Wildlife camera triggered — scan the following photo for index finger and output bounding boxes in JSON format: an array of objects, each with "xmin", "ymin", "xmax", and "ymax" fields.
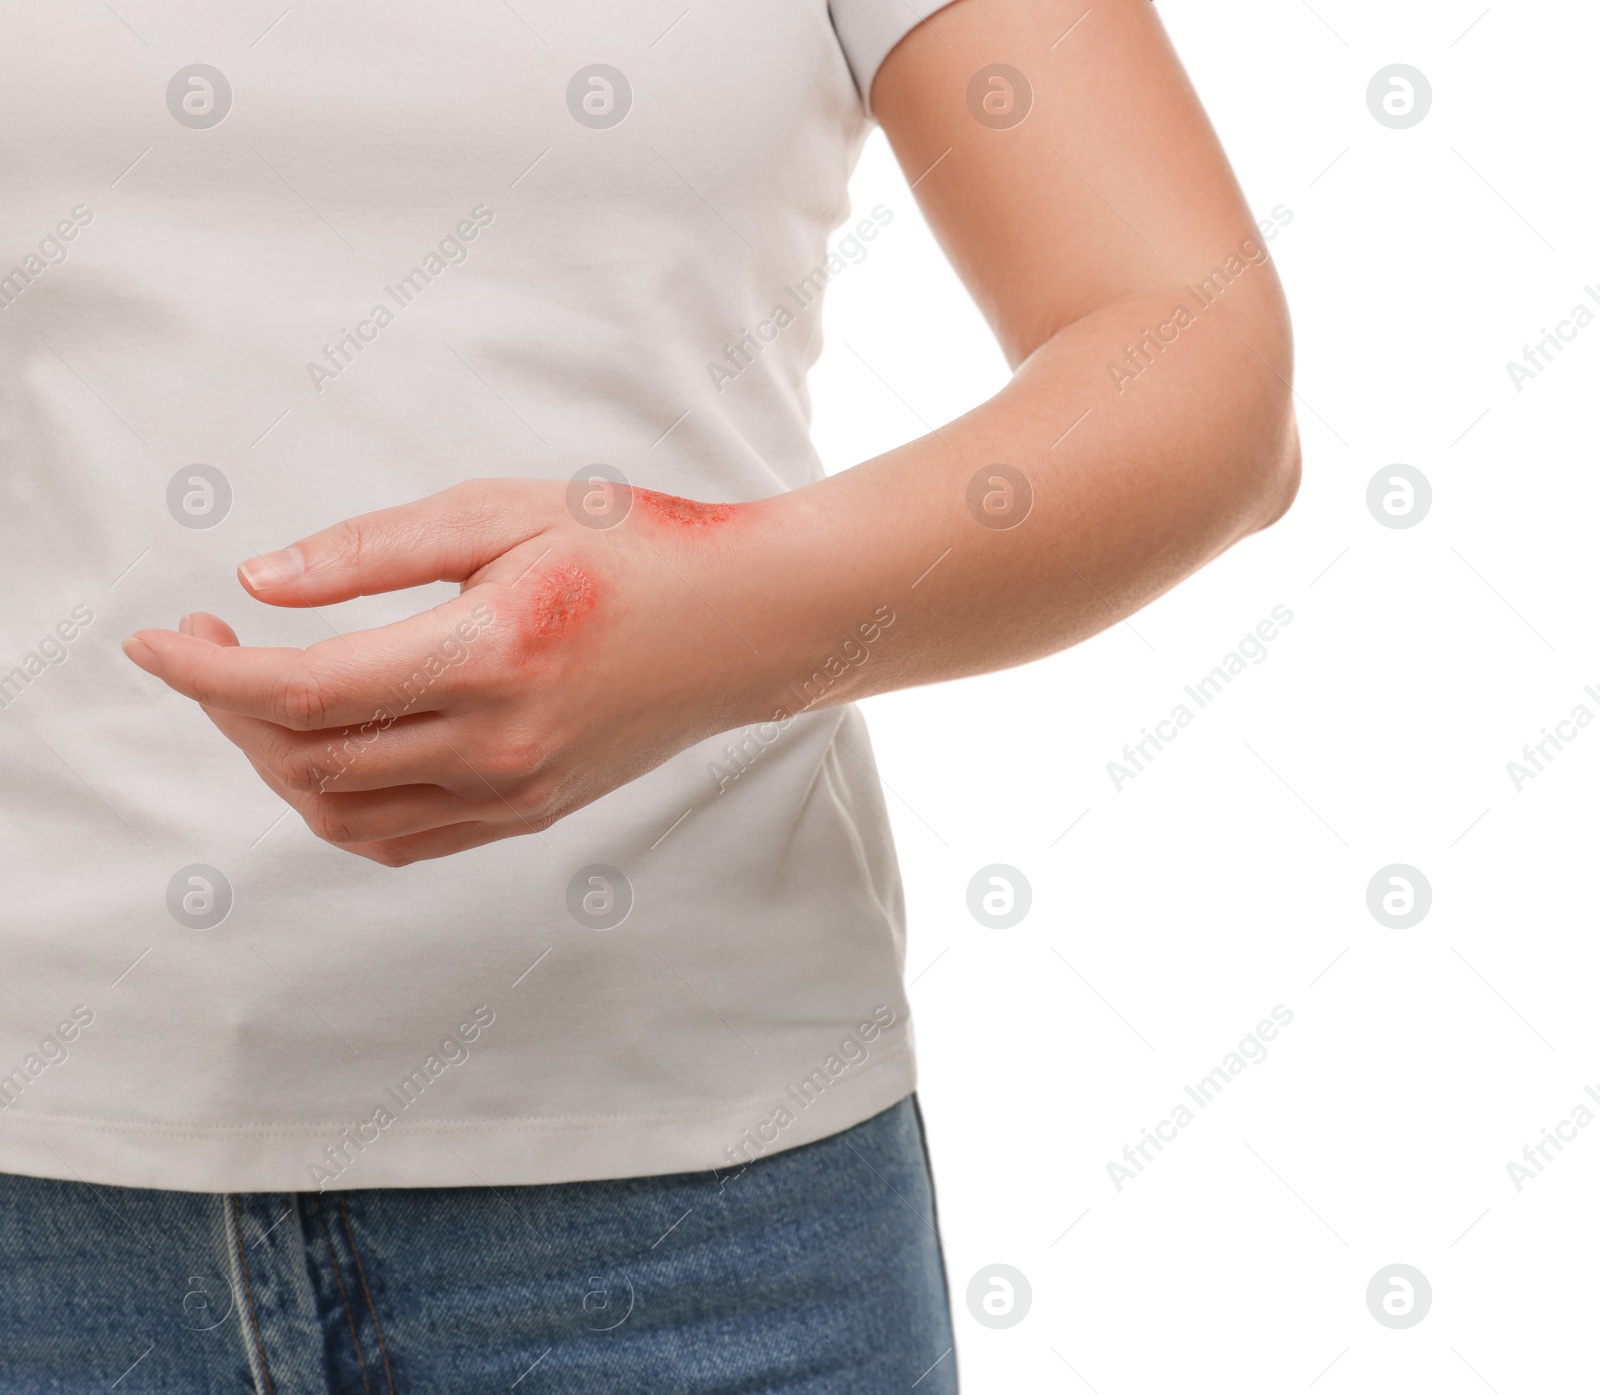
[
  {"xmin": 237, "ymin": 479, "xmax": 545, "ymax": 608},
  {"xmin": 123, "ymin": 594, "xmax": 505, "ymax": 730}
]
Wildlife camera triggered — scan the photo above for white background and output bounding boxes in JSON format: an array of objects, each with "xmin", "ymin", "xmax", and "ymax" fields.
[{"xmin": 812, "ymin": 1, "xmax": 1600, "ymax": 1389}]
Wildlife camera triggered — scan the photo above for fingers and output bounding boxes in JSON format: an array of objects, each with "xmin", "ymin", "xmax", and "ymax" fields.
[
  {"xmin": 125, "ymin": 631, "xmax": 362, "ymax": 728},
  {"xmin": 242, "ymin": 753, "xmax": 494, "ymax": 862},
  {"xmin": 299, "ymin": 783, "xmax": 484, "ymax": 847},
  {"xmin": 123, "ymin": 593, "xmax": 504, "ymax": 730},
  {"xmin": 345, "ymin": 819, "xmax": 527, "ymax": 868},
  {"xmin": 175, "ymin": 634, "xmax": 533, "ymax": 841},
  {"xmin": 203, "ymin": 703, "xmax": 539, "ymax": 802},
  {"xmin": 236, "ymin": 479, "xmax": 546, "ymax": 607},
  {"xmin": 197, "ymin": 707, "xmax": 474, "ymax": 794}
]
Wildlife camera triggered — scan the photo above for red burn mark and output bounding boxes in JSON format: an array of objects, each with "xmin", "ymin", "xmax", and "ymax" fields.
[
  {"xmin": 511, "ymin": 563, "xmax": 597, "ymax": 655},
  {"xmin": 635, "ymin": 490, "xmax": 737, "ymax": 528}
]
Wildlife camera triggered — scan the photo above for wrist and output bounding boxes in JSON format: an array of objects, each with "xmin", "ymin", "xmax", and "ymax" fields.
[{"xmin": 716, "ymin": 481, "xmax": 901, "ymax": 729}]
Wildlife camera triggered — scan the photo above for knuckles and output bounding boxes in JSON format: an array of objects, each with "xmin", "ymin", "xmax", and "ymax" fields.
[
  {"xmin": 492, "ymin": 566, "xmax": 599, "ymax": 663},
  {"xmin": 477, "ymin": 726, "xmax": 548, "ymax": 783},
  {"xmin": 300, "ymin": 798, "xmax": 357, "ymax": 847},
  {"xmin": 325, "ymin": 515, "xmax": 373, "ymax": 581},
  {"xmin": 276, "ymin": 741, "xmax": 336, "ymax": 793},
  {"xmin": 274, "ymin": 665, "xmax": 332, "ymax": 731},
  {"xmin": 448, "ymin": 478, "xmax": 554, "ymax": 535}
]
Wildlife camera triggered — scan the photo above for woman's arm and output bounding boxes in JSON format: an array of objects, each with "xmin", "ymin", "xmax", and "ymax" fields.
[
  {"xmin": 123, "ymin": 0, "xmax": 1299, "ymax": 865},
  {"xmin": 753, "ymin": 0, "xmax": 1299, "ymax": 705}
]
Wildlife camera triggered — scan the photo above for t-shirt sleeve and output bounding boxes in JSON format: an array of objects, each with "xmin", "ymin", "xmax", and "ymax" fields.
[{"xmin": 829, "ymin": 0, "xmax": 958, "ymax": 116}]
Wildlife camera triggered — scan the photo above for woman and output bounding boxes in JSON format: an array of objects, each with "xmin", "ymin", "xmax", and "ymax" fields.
[{"xmin": 0, "ymin": 0, "xmax": 1297, "ymax": 1388}]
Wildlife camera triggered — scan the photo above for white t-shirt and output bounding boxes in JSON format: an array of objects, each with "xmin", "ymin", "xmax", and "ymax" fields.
[{"xmin": 0, "ymin": 0, "xmax": 950, "ymax": 1192}]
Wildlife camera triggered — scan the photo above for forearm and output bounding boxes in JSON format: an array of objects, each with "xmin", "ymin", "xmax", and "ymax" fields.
[
  {"xmin": 123, "ymin": 0, "xmax": 1304, "ymax": 869},
  {"xmin": 731, "ymin": 278, "xmax": 1300, "ymax": 722}
]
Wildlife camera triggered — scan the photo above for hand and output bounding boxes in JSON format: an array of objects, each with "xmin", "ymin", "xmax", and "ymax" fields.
[{"xmin": 123, "ymin": 479, "xmax": 787, "ymax": 866}]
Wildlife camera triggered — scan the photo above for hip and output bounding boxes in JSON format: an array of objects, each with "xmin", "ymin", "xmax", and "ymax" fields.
[{"xmin": 0, "ymin": 1094, "xmax": 955, "ymax": 1394}]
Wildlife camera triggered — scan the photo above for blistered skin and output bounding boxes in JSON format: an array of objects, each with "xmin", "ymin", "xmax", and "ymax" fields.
[
  {"xmin": 509, "ymin": 563, "xmax": 598, "ymax": 655},
  {"xmin": 634, "ymin": 490, "xmax": 737, "ymax": 528}
]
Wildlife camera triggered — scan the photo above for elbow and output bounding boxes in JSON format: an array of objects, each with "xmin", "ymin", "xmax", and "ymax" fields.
[
  {"xmin": 1217, "ymin": 278, "xmax": 1301, "ymax": 535},
  {"xmin": 1250, "ymin": 403, "xmax": 1301, "ymax": 532},
  {"xmin": 1229, "ymin": 307, "xmax": 1301, "ymax": 534}
]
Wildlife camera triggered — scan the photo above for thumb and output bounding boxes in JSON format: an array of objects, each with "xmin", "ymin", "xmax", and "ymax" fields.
[{"xmin": 236, "ymin": 480, "xmax": 545, "ymax": 607}]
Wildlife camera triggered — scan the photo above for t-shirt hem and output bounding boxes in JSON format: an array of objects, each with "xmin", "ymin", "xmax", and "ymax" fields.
[{"xmin": 0, "ymin": 1049, "xmax": 918, "ymax": 1194}]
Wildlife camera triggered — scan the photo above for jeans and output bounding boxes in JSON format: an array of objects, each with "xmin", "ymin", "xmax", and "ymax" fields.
[{"xmin": 0, "ymin": 1096, "xmax": 956, "ymax": 1393}]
